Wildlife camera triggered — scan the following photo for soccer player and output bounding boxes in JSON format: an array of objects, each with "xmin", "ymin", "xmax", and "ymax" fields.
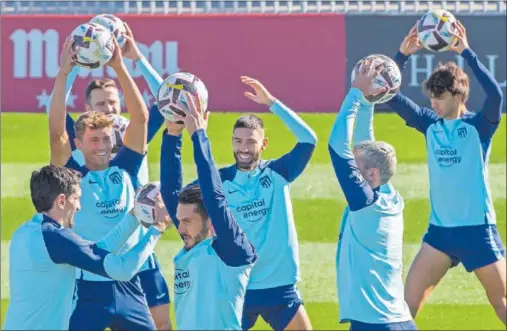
[
  {"xmin": 159, "ymin": 91, "xmax": 257, "ymax": 330},
  {"xmin": 3, "ymin": 165, "xmax": 171, "ymax": 330},
  {"xmin": 329, "ymin": 60, "xmax": 416, "ymax": 331},
  {"xmin": 157, "ymin": 75, "xmax": 316, "ymax": 329},
  {"xmin": 388, "ymin": 21, "xmax": 506, "ymax": 324},
  {"xmin": 48, "ymin": 36, "xmax": 156, "ymax": 330},
  {"xmin": 47, "ymin": 25, "xmax": 173, "ymax": 330}
]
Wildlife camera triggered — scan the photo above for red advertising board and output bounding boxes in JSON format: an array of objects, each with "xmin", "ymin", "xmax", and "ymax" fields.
[{"xmin": 1, "ymin": 14, "xmax": 346, "ymax": 113}]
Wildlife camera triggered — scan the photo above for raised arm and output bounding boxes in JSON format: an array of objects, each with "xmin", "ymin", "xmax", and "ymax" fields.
[
  {"xmin": 122, "ymin": 23, "xmax": 164, "ymax": 99},
  {"xmin": 121, "ymin": 23, "xmax": 166, "ymax": 143},
  {"xmin": 147, "ymin": 104, "xmax": 165, "ymax": 143},
  {"xmin": 108, "ymin": 38, "xmax": 148, "ymax": 155},
  {"xmin": 45, "ymin": 66, "xmax": 79, "ymax": 150},
  {"xmin": 160, "ymin": 122, "xmax": 186, "ymax": 229},
  {"xmin": 448, "ymin": 21, "xmax": 503, "ymax": 124},
  {"xmin": 192, "ymin": 129, "xmax": 257, "ymax": 267},
  {"xmin": 354, "ymin": 102, "xmax": 375, "ymax": 143},
  {"xmin": 386, "ymin": 24, "xmax": 440, "ymax": 134},
  {"xmin": 49, "ymin": 36, "xmax": 76, "ymax": 166},
  {"xmin": 329, "ymin": 63, "xmax": 384, "ymax": 212},
  {"xmin": 241, "ymin": 76, "xmax": 317, "ymax": 182},
  {"xmin": 175, "ymin": 92, "xmax": 256, "ymax": 267}
]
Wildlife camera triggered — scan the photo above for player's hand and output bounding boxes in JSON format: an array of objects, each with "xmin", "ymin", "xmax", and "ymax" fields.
[
  {"xmin": 173, "ymin": 92, "xmax": 209, "ymax": 137},
  {"xmin": 59, "ymin": 35, "xmax": 78, "ymax": 76},
  {"xmin": 106, "ymin": 37, "xmax": 125, "ymax": 71},
  {"xmin": 400, "ymin": 22, "xmax": 423, "ymax": 56},
  {"xmin": 152, "ymin": 193, "xmax": 173, "ymax": 233},
  {"xmin": 165, "ymin": 119, "xmax": 185, "ymax": 136},
  {"xmin": 122, "ymin": 22, "xmax": 142, "ymax": 61},
  {"xmin": 351, "ymin": 59, "xmax": 387, "ymax": 98},
  {"xmin": 241, "ymin": 76, "xmax": 277, "ymax": 107},
  {"xmin": 448, "ymin": 20, "xmax": 470, "ymax": 54}
]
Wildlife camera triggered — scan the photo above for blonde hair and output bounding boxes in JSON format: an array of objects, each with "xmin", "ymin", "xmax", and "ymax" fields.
[
  {"xmin": 74, "ymin": 111, "xmax": 113, "ymax": 139},
  {"xmin": 354, "ymin": 141, "xmax": 397, "ymax": 185}
]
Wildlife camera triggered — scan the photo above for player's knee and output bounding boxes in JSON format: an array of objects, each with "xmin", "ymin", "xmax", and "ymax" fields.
[{"xmin": 487, "ymin": 292, "xmax": 506, "ymax": 314}]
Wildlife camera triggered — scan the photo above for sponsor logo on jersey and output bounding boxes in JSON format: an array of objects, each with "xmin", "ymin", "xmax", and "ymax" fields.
[
  {"xmin": 174, "ymin": 268, "xmax": 191, "ymax": 295},
  {"xmin": 95, "ymin": 198, "xmax": 127, "ymax": 218},
  {"xmin": 435, "ymin": 148, "xmax": 461, "ymax": 167},
  {"xmin": 236, "ymin": 199, "xmax": 269, "ymax": 222}
]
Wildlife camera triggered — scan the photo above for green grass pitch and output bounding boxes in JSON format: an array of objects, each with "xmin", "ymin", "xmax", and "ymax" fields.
[{"xmin": 1, "ymin": 112, "xmax": 505, "ymax": 330}]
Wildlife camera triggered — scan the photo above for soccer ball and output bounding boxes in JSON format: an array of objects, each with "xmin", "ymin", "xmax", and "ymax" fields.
[
  {"xmin": 107, "ymin": 114, "xmax": 129, "ymax": 157},
  {"xmin": 156, "ymin": 72, "xmax": 209, "ymax": 123},
  {"xmin": 70, "ymin": 23, "xmax": 115, "ymax": 69},
  {"xmin": 350, "ymin": 54, "xmax": 402, "ymax": 104},
  {"xmin": 417, "ymin": 9, "xmax": 457, "ymax": 52},
  {"xmin": 90, "ymin": 14, "xmax": 127, "ymax": 49},
  {"xmin": 134, "ymin": 182, "xmax": 160, "ymax": 225}
]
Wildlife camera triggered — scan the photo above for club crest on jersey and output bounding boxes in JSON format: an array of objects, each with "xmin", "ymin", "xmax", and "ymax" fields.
[
  {"xmin": 457, "ymin": 127, "xmax": 467, "ymax": 139},
  {"xmin": 174, "ymin": 268, "xmax": 191, "ymax": 295},
  {"xmin": 259, "ymin": 175, "xmax": 272, "ymax": 189},
  {"xmin": 109, "ymin": 171, "xmax": 122, "ymax": 185}
]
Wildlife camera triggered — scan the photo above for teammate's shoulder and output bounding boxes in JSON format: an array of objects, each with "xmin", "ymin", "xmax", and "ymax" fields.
[
  {"xmin": 218, "ymin": 164, "xmax": 238, "ymax": 182},
  {"xmin": 12, "ymin": 219, "xmax": 41, "ymax": 239}
]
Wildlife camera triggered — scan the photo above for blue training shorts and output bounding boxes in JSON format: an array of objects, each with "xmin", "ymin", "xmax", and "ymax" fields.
[
  {"xmin": 69, "ymin": 276, "xmax": 156, "ymax": 330},
  {"xmin": 242, "ymin": 284, "xmax": 303, "ymax": 330},
  {"xmin": 138, "ymin": 263, "xmax": 171, "ymax": 307},
  {"xmin": 349, "ymin": 320, "xmax": 417, "ymax": 330},
  {"xmin": 423, "ymin": 224, "xmax": 505, "ymax": 272}
]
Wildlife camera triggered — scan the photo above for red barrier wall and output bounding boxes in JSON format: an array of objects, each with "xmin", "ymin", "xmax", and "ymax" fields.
[{"xmin": 1, "ymin": 14, "xmax": 346, "ymax": 113}]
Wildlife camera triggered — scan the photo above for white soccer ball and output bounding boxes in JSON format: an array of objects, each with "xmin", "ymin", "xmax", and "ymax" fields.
[
  {"xmin": 107, "ymin": 114, "xmax": 129, "ymax": 158},
  {"xmin": 417, "ymin": 9, "xmax": 457, "ymax": 52},
  {"xmin": 350, "ymin": 54, "xmax": 402, "ymax": 104},
  {"xmin": 71, "ymin": 23, "xmax": 115, "ymax": 69},
  {"xmin": 134, "ymin": 182, "xmax": 161, "ymax": 225},
  {"xmin": 156, "ymin": 72, "xmax": 209, "ymax": 123},
  {"xmin": 90, "ymin": 14, "xmax": 127, "ymax": 49}
]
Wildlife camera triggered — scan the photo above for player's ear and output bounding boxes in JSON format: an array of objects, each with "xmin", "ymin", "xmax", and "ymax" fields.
[
  {"xmin": 84, "ymin": 103, "xmax": 92, "ymax": 112},
  {"xmin": 261, "ymin": 137, "xmax": 268, "ymax": 151},
  {"xmin": 74, "ymin": 137, "xmax": 82, "ymax": 150},
  {"xmin": 55, "ymin": 194, "xmax": 66, "ymax": 210}
]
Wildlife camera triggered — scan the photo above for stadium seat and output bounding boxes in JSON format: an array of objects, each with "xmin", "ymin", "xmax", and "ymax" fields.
[{"xmin": 1, "ymin": 0, "xmax": 505, "ymax": 15}]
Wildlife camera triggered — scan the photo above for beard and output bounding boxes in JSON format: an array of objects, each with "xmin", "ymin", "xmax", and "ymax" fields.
[
  {"xmin": 234, "ymin": 150, "xmax": 261, "ymax": 171},
  {"xmin": 181, "ymin": 223, "xmax": 210, "ymax": 251}
]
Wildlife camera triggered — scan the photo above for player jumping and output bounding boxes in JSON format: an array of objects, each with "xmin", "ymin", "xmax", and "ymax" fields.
[
  {"xmin": 159, "ymin": 91, "xmax": 257, "ymax": 329},
  {"xmin": 3, "ymin": 165, "xmax": 171, "ymax": 330},
  {"xmin": 388, "ymin": 21, "xmax": 505, "ymax": 324},
  {"xmin": 48, "ymin": 35, "xmax": 158, "ymax": 330},
  {"xmin": 329, "ymin": 60, "xmax": 416, "ymax": 331}
]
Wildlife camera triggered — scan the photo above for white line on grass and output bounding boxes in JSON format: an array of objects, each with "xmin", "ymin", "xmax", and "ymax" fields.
[
  {"xmin": 2, "ymin": 163, "xmax": 506, "ymax": 200},
  {"xmin": 0, "ymin": 241, "xmax": 492, "ymax": 305}
]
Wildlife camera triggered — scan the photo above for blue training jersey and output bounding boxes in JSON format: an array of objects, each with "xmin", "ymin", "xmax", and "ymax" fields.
[
  {"xmin": 388, "ymin": 48, "xmax": 504, "ymax": 227},
  {"xmin": 65, "ymin": 145, "xmax": 146, "ymax": 281},
  {"xmin": 160, "ymin": 129, "xmax": 257, "ymax": 330},
  {"xmin": 4, "ymin": 213, "xmax": 161, "ymax": 330},
  {"xmin": 160, "ymin": 100, "xmax": 316, "ymax": 290},
  {"xmin": 329, "ymin": 88, "xmax": 412, "ymax": 324}
]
